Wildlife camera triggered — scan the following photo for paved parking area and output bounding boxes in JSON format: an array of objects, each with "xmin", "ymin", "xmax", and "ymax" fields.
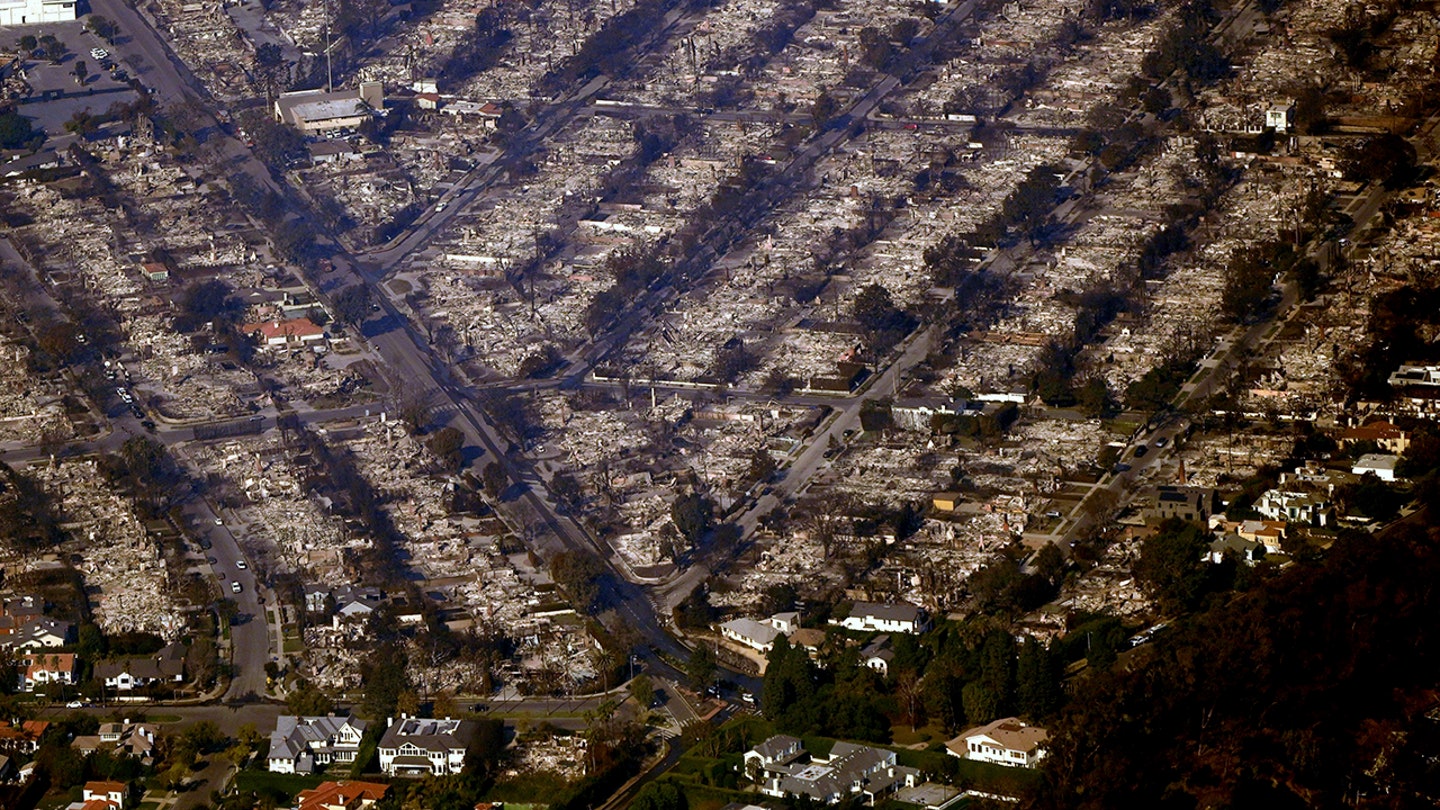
[{"xmin": 0, "ymin": 20, "xmax": 141, "ymax": 136}]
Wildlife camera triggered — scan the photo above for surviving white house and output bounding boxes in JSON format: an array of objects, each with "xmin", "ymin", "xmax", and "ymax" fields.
[
  {"xmin": 835, "ymin": 602, "xmax": 930, "ymax": 635},
  {"xmin": 268, "ymin": 715, "xmax": 369, "ymax": 774},
  {"xmin": 377, "ymin": 716, "xmax": 476, "ymax": 776},
  {"xmin": 744, "ymin": 735, "xmax": 919, "ymax": 805},
  {"xmin": 719, "ymin": 611, "xmax": 806, "ymax": 653},
  {"xmin": 945, "ymin": 718, "xmax": 1049, "ymax": 768},
  {"xmin": 720, "ymin": 618, "xmax": 782, "ymax": 653},
  {"xmin": 93, "ymin": 644, "xmax": 186, "ymax": 691},
  {"xmin": 0, "ymin": 0, "xmax": 76, "ymax": 26},
  {"xmin": 1255, "ymin": 489, "xmax": 1331, "ymax": 526},
  {"xmin": 860, "ymin": 635, "xmax": 895, "ymax": 677},
  {"xmin": 1352, "ymin": 454, "xmax": 1400, "ymax": 482}
]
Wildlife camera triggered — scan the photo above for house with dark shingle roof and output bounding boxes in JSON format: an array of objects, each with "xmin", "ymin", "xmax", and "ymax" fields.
[
  {"xmin": 835, "ymin": 602, "xmax": 930, "ymax": 634},
  {"xmin": 93, "ymin": 644, "xmax": 185, "ymax": 691},
  {"xmin": 745, "ymin": 735, "xmax": 919, "ymax": 804},
  {"xmin": 268, "ymin": 715, "xmax": 369, "ymax": 774},
  {"xmin": 377, "ymin": 716, "xmax": 477, "ymax": 776}
]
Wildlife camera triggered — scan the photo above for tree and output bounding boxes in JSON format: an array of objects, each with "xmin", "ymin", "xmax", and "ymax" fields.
[
  {"xmin": 1221, "ymin": 245, "xmax": 1280, "ymax": 323},
  {"xmin": 677, "ymin": 585, "xmax": 717, "ymax": 629},
  {"xmin": 0, "ymin": 112, "xmax": 36, "ymax": 150},
  {"xmin": 628, "ymin": 674, "xmax": 655, "ymax": 709},
  {"xmin": 962, "ymin": 680, "xmax": 1001, "ymax": 726},
  {"xmin": 481, "ymin": 462, "xmax": 507, "ymax": 500},
  {"xmin": 671, "ymin": 493, "xmax": 713, "ymax": 545},
  {"xmin": 550, "ymin": 471, "xmax": 582, "ymax": 510},
  {"xmin": 285, "ymin": 681, "xmax": 334, "ymax": 716},
  {"xmin": 359, "ymin": 644, "xmax": 409, "ymax": 719},
  {"xmin": 851, "ymin": 283, "xmax": 905, "ymax": 333},
  {"xmin": 1134, "ymin": 518, "xmax": 1211, "ymax": 613},
  {"xmin": 1340, "ymin": 133, "xmax": 1417, "ymax": 189},
  {"xmin": 685, "ymin": 644, "xmax": 717, "ymax": 691},
  {"xmin": 239, "ymin": 110, "xmax": 306, "ymax": 171},
  {"xmin": 254, "ymin": 42, "xmax": 288, "ymax": 101},
  {"xmin": 41, "ymin": 36, "xmax": 66, "ymax": 64},
  {"xmin": 1001, "ymin": 165, "xmax": 1063, "ymax": 245},
  {"xmin": 746, "ymin": 448, "xmax": 777, "ymax": 486},
  {"xmin": 631, "ymin": 780, "xmax": 688, "ymax": 810},
  {"xmin": 1339, "ymin": 475, "xmax": 1407, "ymax": 523},
  {"xmin": 332, "ymin": 285, "xmax": 372, "ymax": 326},
  {"xmin": 759, "ymin": 582, "xmax": 799, "ymax": 616},
  {"xmin": 550, "ymin": 550, "xmax": 605, "ymax": 614},
  {"xmin": 18, "ymin": 35, "xmax": 37, "ymax": 52},
  {"xmin": 73, "ymin": 60, "xmax": 87, "ymax": 85},
  {"xmin": 811, "ymin": 88, "xmax": 839, "ymax": 128},
  {"xmin": 427, "ymin": 427, "xmax": 465, "ymax": 473},
  {"xmin": 1077, "ymin": 376, "xmax": 1115, "ymax": 417},
  {"xmin": 86, "ymin": 15, "xmax": 119, "ymax": 43},
  {"xmin": 1016, "ymin": 637, "xmax": 1063, "ymax": 720},
  {"xmin": 713, "ymin": 337, "xmax": 756, "ymax": 382}
]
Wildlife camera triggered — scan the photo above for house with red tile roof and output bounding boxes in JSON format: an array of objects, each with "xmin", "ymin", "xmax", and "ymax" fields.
[
  {"xmin": 240, "ymin": 318, "xmax": 326, "ymax": 348},
  {"xmin": 19, "ymin": 653, "xmax": 75, "ymax": 692},
  {"xmin": 295, "ymin": 780, "xmax": 389, "ymax": 810}
]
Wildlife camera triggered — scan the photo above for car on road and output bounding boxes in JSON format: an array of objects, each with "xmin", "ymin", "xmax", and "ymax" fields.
[
  {"xmin": 214, "ymin": 517, "xmax": 223, "ymax": 525},
  {"xmin": 1154, "ymin": 437, "xmax": 1169, "ymax": 447},
  {"xmin": 236, "ymin": 559, "xmax": 247, "ymax": 569},
  {"xmin": 66, "ymin": 700, "xmax": 85, "ymax": 708},
  {"xmin": 1112, "ymin": 463, "xmax": 1132, "ymax": 474},
  {"xmin": 231, "ymin": 581, "xmax": 242, "ymax": 593},
  {"xmin": 1133, "ymin": 445, "xmax": 1148, "ymax": 458}
]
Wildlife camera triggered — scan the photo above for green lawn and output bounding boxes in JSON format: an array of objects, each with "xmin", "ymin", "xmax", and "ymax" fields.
[
  {"xmin": 483, "ymin": 771, "xmax": 578, "ymax": 804},
  {"xmin": 232, "ymin": 769, "xmax": 328, "ymax": 800}
]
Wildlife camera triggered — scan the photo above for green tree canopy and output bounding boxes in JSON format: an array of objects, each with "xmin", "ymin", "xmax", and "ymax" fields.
[{"xmin": 1135, "ymin": 518, "xmax": 1211, "ymax": 613}]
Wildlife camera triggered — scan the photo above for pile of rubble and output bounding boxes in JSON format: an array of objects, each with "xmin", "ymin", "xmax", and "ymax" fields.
[{"xmin": 39, "ymin": 459, "xmax": 185, "ymax": 639}]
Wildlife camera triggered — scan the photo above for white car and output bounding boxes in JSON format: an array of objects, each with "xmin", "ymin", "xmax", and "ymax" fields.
[
  {"xmin": 236, "ymin": 559, "xmax": 247, "ymax": 569},
  {"xmin": 231, "ymin": 581, "xmax": 242, "ymax": 593},
  {"xmin": 66, "ymin": 700, "xmax": 84, "ymax": 708}
]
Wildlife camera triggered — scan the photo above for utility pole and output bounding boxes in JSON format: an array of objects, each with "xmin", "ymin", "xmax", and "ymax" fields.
[{"xmin": 323, "ymin": 0, "xmax": 333, "ymax": 92}]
